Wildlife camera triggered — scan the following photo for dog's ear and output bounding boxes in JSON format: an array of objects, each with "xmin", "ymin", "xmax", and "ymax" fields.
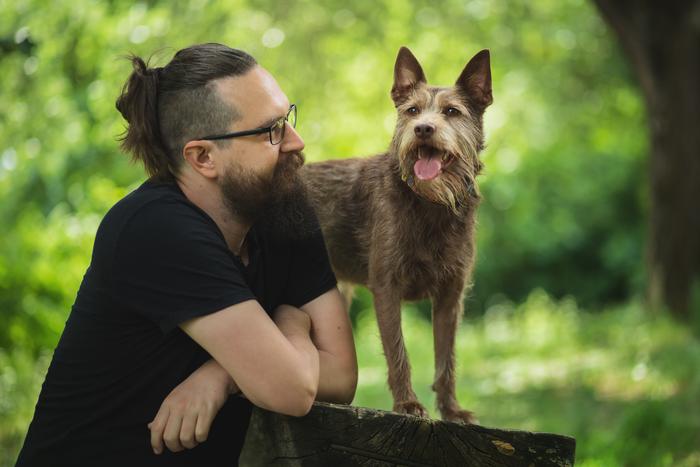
[
  {"xmin": 456, "ymin": 49, "xmax": 492, "ymax": 110},
  {"xmin": 391, "ymin": 47, "xmax": 427, "ymax": 105}
]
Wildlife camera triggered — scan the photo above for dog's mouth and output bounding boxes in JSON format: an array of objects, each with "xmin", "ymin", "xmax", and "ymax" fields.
[{"xmin": 413, "ymin": 146, "xmax": 456, "ymax": 181}]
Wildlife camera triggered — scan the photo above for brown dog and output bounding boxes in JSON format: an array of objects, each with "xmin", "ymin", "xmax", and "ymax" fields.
[{"xmin": 300, "ymin": 47, "xmax": 492, "ymax": 424}]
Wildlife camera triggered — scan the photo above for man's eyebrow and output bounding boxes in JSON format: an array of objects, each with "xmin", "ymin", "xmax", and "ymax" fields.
[
  {"xmin": 256, "ymin": 104, "xmax": 291, "ymax": 128},
  {"xmin": 257, "ymin": 116, "xmax": 279, "ymax": 128}
]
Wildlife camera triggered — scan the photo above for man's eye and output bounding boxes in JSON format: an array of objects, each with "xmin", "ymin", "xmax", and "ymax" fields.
[
  {"xmin": 407, "ymin": 106, "xmax": 419, "ymax": 114},
  {"xmin": 445, "ymin": 107, "xmax": 461, "ymax": 116}
]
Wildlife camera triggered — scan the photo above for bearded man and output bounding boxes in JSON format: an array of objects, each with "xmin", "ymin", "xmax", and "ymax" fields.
[{"xmin": 16, "ymin": 43, "xmax": 357, "ymax": 467}]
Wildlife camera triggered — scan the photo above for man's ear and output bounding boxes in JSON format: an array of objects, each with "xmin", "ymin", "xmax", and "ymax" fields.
[{"xmin": 183, "ymin": 141, "xmax": 218, "ymax": 179}]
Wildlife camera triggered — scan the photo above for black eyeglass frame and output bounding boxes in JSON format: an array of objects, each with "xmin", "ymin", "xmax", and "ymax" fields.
[{"xmin": 199, "ymin": 104, "xmax": 297, "ymax": 145}]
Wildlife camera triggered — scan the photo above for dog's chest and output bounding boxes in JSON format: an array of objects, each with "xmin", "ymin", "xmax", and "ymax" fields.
[{"xmin": 385, "ymin": 217, "xmax": 471, "ymax": 299}]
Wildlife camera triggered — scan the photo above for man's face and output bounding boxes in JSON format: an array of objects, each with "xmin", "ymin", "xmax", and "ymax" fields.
[
  {"xmin": 214, "ymin": 66, "xmax": 304, "ymax": 179},
  {"xmin": 214, "ymin": 66, "xmax": 316, "ymax": 239}
]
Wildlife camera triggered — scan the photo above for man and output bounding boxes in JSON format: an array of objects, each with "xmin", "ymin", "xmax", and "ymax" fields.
[{"xmin": 16, "ymin": 43, "xmax": 358, "ymax": 466}]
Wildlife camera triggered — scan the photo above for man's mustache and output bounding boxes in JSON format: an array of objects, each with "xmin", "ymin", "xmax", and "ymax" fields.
[
  {"xmin": 277, "ymin": 151, "xmax": 305, "ymax": 172},
  {"xmin": 268, "ymin": 151, "xmax": 305, "ymax": 187}
]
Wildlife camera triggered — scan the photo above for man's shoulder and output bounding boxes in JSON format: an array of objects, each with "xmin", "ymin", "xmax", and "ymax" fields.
[
  {"xmin": 110, "ymin": 179, "xmax": 208, "ymax": 223},
  {"xmin": 97, "ymin": 179, "xmax": 220, "ymax": 250},
  {"xmin": 109, "ymin": 179, "xmax": 186, "ymax": 218}
]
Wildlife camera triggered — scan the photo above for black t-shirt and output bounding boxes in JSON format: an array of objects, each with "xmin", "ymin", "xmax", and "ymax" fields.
[{"xmin": 16, "ymin": 180, "xmax": 337, "ymax": 467}]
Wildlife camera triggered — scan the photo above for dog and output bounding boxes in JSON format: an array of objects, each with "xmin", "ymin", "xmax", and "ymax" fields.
[{"xmin": 300, "ymin": 46, "xmax": 492, "ymax": 424}]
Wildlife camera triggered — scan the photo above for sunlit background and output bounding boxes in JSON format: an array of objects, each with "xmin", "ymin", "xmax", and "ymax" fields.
[{"xmin": 1, "ymin": 0, "xmax": 699, "ymax": 465}]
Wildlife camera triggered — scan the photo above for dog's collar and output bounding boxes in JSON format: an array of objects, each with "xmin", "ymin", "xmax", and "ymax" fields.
[{"xmin": 402, "ymin": 174, "xmax": 427, "ymax": 201}]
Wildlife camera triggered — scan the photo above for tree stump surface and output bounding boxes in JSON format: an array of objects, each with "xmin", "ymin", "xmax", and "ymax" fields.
[{"xmin": 239, "ymin": 402, "xmax": 576, "ymax": 466}]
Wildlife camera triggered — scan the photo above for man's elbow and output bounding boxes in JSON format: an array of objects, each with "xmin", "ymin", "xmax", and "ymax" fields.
[
  {"xmin": 254, "ymin": 382, "xmax": 316, "ymax": 417},
  {"xmin": 323, "ymin": 366, "xmax": 358, "ymax": 405},
  {"xmin": 293, "ymin": 376, "xmax": 319, "ymax": 416},
  {"xmin": 289, "ymin": 396, "xmax": 315, "ymax": 417},
  {"xmin": 338, "ymin": 368, "xmax": 358, "ymax": 404},
  {"xmin": 281, "ymin": 382, "xmax": 317, "ymax": 417}
]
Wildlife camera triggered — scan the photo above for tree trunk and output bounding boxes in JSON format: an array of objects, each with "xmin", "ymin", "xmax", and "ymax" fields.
[{"xmin": 592, "ymin": 0, "xmax": 700, "ymax": 319}]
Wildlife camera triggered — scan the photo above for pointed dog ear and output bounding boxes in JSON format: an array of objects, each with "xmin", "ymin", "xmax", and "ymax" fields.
[
  {"xmin": 456, "ymin": 49, "xmax": 492, "ymax": 110},
  {"xmin": 391, "ymin": 47, "xmax": 427, "ymax": 106}
]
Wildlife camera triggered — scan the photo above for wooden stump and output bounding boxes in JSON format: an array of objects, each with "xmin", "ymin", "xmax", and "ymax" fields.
[{"xmin": 239, "ymin": 402, "xmax": 576, "ymax": 466}]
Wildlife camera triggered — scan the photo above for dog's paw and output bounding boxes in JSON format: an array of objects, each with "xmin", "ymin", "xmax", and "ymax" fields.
[
  {"xmin": 394, "ymin": 400, "xmax": 430, "ymax": 418},
  {"xmin": 441, "ymin": 408, "xmax": 478, "ymax": 425}
]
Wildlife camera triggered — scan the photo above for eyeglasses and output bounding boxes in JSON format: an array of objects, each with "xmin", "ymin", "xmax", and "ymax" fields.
[{"xmin": 200, "ymin": 104, "xmax": 297, "ymax": 145}]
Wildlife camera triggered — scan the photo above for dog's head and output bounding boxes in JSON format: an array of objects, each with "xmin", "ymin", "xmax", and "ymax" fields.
[{"xmin": 389, "ymin": 47, "xmax": 492, "ymax": 213}]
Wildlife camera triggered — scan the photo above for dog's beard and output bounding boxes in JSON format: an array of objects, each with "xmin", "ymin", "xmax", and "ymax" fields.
[
  {"xmin": 220, "ymin": 151, "xmax": 319, "ymax": 241},
  {"xmin": 398, "ymin": 149, "xmax": 480, "ymax": 214},
  {"xmin": 412, "ymin": 157, "xmax": 478, "ymax": 213}
]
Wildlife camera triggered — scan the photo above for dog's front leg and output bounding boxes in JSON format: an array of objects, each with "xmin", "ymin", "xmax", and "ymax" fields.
[
  {"xmin": 372, "ymin": 286, "xmax": 428, "ymax": 417},
  {"xmin": 432, "ymin": 286, "xmax": 476, "ymax": 424}
]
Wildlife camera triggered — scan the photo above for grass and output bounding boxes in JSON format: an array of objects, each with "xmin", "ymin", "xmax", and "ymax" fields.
[
  {"xmin": 2, "ymin": 289, "xmax": 699, "ymax": 466},
  {"xmin": 351, "ymin": 289, "xmax": 700, "ymax": 467}
]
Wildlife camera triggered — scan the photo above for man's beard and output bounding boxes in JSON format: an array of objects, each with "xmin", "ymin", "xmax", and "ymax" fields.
[{"xmin": 220, "ymin": 151, "xmax": 320, "ymax": 242}]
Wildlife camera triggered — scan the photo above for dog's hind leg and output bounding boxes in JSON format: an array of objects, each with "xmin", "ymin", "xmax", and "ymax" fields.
[
  {"xmin": 431, "ymin": 286, "xmax": 476, "ymax": 424},
  {"xmin": 372, "ymin": 286, "xmax": 428, "ymax": 418}
]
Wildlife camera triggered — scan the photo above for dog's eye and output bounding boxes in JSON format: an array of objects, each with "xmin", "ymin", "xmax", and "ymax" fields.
[
  {"xmin": 445, "ymin": 107, "xmax": 461, "ymax": 116},
  {"xmin": 407, "ymin": 106, "xmax": 419, "ymax": 115}
]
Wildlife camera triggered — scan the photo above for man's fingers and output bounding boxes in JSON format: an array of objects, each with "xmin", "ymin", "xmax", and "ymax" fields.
[
  {"xmin": 162, "ymin": 411, "xmax": 185, "ymax": 453},
  {"xmin": 179, "ymin": 409, "xmax": 199, "ymax": 449},
  {"xmin": 194, "ymin": 408, "xmax": 214, "ymax": 443},
  {"xmin": 149, "ymin": 407, "xmax": 169, "ymax": 455}
]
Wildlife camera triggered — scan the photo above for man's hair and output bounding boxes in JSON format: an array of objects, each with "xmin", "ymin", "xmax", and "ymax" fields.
[{"xmin": 115, "ymin": 43, "xmax": 257, "ymax": 180}]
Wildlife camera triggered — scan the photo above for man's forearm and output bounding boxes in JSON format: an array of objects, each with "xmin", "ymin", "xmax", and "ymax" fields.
[
  {"xmin": 315, "ymin": 348, "xmax": 357, "ymax": 404},
  {"xmin": 194, "ymin": 305, "xmax": 351, "ymax": 406},
  {"xmin": 198, "ymin": 359, "xmax": 240, "ymax": 395},
  {"xmin": 277, "ymin": 320, "xmax": 321, "ymax": 400},
  {"xmin": 281, "ymin": 300, "xmax": 357, "ymax": 405},
  {"xmin": 194, "ymin": 332, "xmax": 318, "ymax": 413},
  {"xmin": 272, "ymin": 305, "xmax": 321, "ymax": 407},
  {"xmin": 233, "ymin": 327, "xmax": 344, "ymax": 404}
]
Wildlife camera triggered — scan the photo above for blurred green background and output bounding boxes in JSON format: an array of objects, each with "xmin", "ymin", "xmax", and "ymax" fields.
[{"xmin": 1, "ymin": 0, "xmax": 699, "ymax": 465}]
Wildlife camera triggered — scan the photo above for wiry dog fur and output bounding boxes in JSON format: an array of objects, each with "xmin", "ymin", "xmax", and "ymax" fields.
[{"xmin": 300, "ymin": 47, "xmax": 492, "ymax": 423}]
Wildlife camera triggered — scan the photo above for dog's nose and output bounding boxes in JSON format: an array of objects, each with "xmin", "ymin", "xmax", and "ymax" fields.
[{"xmin": 414, "ymin": 124, "xmax": 435, "ymax": 139}]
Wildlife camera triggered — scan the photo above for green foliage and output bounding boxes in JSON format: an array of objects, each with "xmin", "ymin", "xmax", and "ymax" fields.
[
  {"xmin": 1, "ymin": 0, "xmax": 646, "ymax": 353},
  {"xmin": 0, "ymin": 348, "xmax": 50, "ymax": 467},
  {"xmin": 0, "ymin": 0, "xmax": 661, "ymax": 464},
  {"xmin": 352, "ymin": 289, "xmax": 700, "ymax": 466}
]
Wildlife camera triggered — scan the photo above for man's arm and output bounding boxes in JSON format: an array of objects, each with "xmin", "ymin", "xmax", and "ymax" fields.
[
  {"xmin": 181, "ymin": 288, "xmax": 356, "ymax": 408},
  {"xmin": 178, "ymin": 288, "xmax": 357, "ymax": 407},
  {"xmin": 298, "ymin": 287, "xmax": 358, "ymax": 404},
  {"xmin": 148, "ymin": 302, "xmax": 319, "ymax": 455},
  {"xmin": 180, "ymin": 300, "xmax": 319, "ymax": 415},
  {"xmin": 148, "ymin": 289, "xmax": 356, "ymax": 454}
]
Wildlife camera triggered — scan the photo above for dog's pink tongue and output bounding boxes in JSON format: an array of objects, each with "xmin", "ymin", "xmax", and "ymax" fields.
[{"xmin": 414, "ymin": 156, "xmax": 442, "ymax": 181}]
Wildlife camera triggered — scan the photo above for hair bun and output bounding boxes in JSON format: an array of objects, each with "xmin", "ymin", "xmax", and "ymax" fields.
[{"xmin": 131, "ymin": 55, "xmax": 149, "ymax": 76}]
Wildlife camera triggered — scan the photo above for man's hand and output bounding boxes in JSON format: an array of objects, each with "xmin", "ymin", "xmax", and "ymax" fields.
[{"xmin": 148, "ymin": 359, "xmax": 238, "ymax": 455}]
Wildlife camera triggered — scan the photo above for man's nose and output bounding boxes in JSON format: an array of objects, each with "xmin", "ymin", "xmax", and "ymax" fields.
[{"xmin": 280, "ymin": 123, "xmax": 305, "ymax": 153}]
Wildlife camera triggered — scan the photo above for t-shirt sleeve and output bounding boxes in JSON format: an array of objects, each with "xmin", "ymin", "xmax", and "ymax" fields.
[
  {"xmin": 110, "ymin": 200, "xmax": 256, "ymax": 333},
  {"xmin": 282, "ymin": 217, "xmax": 338, "ymax": 308}
]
